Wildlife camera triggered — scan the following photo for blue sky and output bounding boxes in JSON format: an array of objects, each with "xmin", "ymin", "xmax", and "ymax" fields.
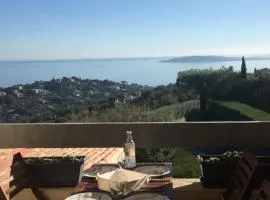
[{"xmin": 1, "ymin": 0, "xmax": 270, "ymax": 60}]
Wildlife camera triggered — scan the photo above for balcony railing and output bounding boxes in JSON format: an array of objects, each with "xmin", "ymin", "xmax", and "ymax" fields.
[{"xmin": 0, "ymin": 121, "xmax": 270, "ymax": 148}]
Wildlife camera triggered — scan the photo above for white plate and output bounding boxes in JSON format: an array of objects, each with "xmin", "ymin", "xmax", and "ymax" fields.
[
  {"xmin": 134, "ymin": 166, "xmax": 171, "ymax": 177},
  {"xmin": 124, "ymin": 193, "xmax": 169, "ymax": 200},
  {"xmin": 82, "ymin": 166, "xmax": 118, "ymax": 177},
  {"xmin": 65, "ymin": 192, "xmax": 112, "ymax": 200}
]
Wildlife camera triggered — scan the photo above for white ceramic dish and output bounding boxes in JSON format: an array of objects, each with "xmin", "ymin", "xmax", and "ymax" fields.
[
  {"xmin": 96, "ymin": 168, "xmax": 150, "ymax": 196},
  {"xmin": 134, "ymin": 165, "xmax": 171, "ymax": 177},
  {"xmin": 65, "ymin": 192, "xmax": 112, "ymax": 200},
  {"xmin": 124, "ymin": 193, "xmax": 169, "ymax": 200},
  {"xmin": 82, "ymin": 165, "xmax": 118, "ymax": 177}
]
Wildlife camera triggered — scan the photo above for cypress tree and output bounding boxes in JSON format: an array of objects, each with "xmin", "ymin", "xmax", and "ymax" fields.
[
  {"xmin": 241, "ymin": 56, "xmax": 247, "ymax": 79},
  {"xmin": 200, "ymin": 78, "xmax": 207, "ymax": 114}
]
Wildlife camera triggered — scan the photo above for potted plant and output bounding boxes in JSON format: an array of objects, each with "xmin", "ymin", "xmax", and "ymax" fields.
[
  {"xmin": 199, "ymin": 151, "xmax": 270, "ymax": 188},
  {"xmin": 198, "ymin": 151, "xmax": 241, "ymax": 188},
  {"xmin": 25, "ymin": 155, "xmax": 85, "ymax": 187}
]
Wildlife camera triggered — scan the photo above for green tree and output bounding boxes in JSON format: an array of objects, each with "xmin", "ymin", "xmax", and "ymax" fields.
[
  {"xmin": 241, "ymin": 56, "xmax": 247, "ymax": 79},
  {"xmin": 5, "ymin": 94, "xmax": 17, "ymax": 106},
  {"xmin": 200, "ymin": 78, "xmax": 207, "ymax": 113}
]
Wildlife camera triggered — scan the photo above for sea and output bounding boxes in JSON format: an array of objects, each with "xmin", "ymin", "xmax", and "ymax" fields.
[{"xmin": 0, "ymin": 57, "xmax": 270, "ymax": 87}]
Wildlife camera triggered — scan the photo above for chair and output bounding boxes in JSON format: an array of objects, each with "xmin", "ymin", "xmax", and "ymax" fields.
[
  {"xmin": 253, "ymin": 180, "xmax": 270, "ymax": 200},
  {"xmin": 0, "ymin": 152, "xmax": 47, "ymax": 200},
  {"xmin": 221, "ymin": 151, "xmax": 258, "ymax": 200},
  {"xmin": 0, "ymin": 185, "xmax": 7, "ymax": 200}
]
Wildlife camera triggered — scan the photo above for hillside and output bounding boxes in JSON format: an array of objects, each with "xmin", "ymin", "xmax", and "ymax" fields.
[
  {"xmin": 68, "ymin": 100, "xmax": 199, "ymax": 122},
  {"xmin": 0, "ymin": 77, "xmax": 150, "ymax": 123},
  {"xmin": 145, "ymin": 100, "xmax": 199, "ymax": 122},
  {"xmin": 161, "ymin": 56, "xmax": 239, "ymax": 63},
  {"xmin": 161, "ymin": 55, "xmax": 270, "ymax": 63}
]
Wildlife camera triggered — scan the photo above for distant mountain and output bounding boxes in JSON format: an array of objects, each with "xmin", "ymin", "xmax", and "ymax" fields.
[{"xmin": 161, "ymin": 55, "xmax": 270, "ymax": 63}]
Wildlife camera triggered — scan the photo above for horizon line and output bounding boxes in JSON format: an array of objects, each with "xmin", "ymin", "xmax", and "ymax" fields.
[{"xmin": 1, "ymin": 54, "xmax": 270, "ymax": 63}]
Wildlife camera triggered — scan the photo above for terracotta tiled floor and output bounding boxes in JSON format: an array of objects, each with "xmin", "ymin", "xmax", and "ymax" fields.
[{"xmin": 0, "ymin": 147, "xmax": 123, "ymax": 194}]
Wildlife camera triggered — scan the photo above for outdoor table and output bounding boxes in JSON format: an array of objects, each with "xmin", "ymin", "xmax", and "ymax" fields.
[{"xmin": 67, "ymin": 163, "xmax": 173, "ymax": 199}]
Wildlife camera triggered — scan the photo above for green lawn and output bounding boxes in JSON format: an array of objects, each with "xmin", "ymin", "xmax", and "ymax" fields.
[{"xmin": 217, "ymin": 101, "xmax": 270, "ymax": 121}]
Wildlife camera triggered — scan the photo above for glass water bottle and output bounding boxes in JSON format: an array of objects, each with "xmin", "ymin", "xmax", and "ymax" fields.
[{"xmin": 124, "ymin": 131, "xmax": 136, "ymax": 168}]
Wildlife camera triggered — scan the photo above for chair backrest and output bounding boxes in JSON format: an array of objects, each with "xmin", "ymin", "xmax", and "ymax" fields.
[
  {"xmin": 2, "ymin": 152, "xmax": 47, "ymax": 200},
  {"xmin": 221, "ymin": 151, "xmax": 258, "ymax": 200},
  {"xmin": 0, "ymin": 185, "xmax": 8, "ymax": 200},
  {"xmin": 9, "ymin": 152, "xmax": 32, "ymax": 198},
  {"xmin": 254, "ymin": 180, "xmax": 270, "ymax": 200}
]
